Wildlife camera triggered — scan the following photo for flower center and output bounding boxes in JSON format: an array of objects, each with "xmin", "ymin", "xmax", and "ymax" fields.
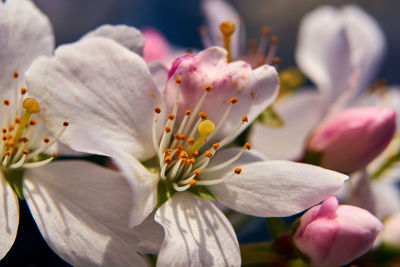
[
  {"xmin": 1, "ymin": 72, "xmax": 68, "ymax": 171},
  {"xmin": 152, "ymin": 77, "xmax": 251, "ymax": 193}
]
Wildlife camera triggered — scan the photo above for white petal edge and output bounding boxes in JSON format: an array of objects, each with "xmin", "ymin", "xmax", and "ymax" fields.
[
  {"xmin": 82, "ymin": 24, "xmax": 145, "ymax": 56},
  {"xmin": 249, "ymin": 89, "xmax": 325, "ymax": 160},
  {"xmin": 23, "ymin": 161, "xmax": 163, "ymax": 267},
  {"xmin": 26, "ymin": 36, "xmax": 166, "ymax": 161},
  {"xmin": 0, "ymin": 0, "xmax": 54, "ymax": 98},
  {"xmin": 0, "ymin": 172, "xmax": 19, "ymax": 260},
  {"xmin": 155, "ymin": 192, "xmax": 240, "ymax": 267},
  {"xmin": 205, "ymin": 155, "xmax": 348, "ymax": 217}
]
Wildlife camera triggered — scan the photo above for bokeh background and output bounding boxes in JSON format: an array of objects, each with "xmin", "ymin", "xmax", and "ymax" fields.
[{"xmin": 1, "ymin": 0, "xmax": 398, "ymax": 266}]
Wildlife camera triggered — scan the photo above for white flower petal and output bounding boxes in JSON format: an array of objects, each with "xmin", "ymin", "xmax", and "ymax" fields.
[
  {"xmin": 82, "ymin": 24, "xmax": 145, "ymax": 56},
  {"xmin": 155, "ymin": 192, "xmax": 240, "ymax": 267},
  {"xmin": 26, "ymin": 37, "xmax": 166, "ymax": 161},
  {"xmin": 0, "ymin": 173, "xmax": 19, "ymax": 260},
  {"xmin": 249, "ymin": 89, "xmax": 325, "ymax": 160},
  {"xmin": 23, "ymin": 161, "xmax": 163, "ymax": 267},
  {"xmin": 202, "ymin": 0, "xmax": 243, "ymax": 59},
  {"xmin": 167, "ymin": 46, "xmax": 279, "ymax": 143},
  {"xmin": 0, "ymin": 0, "xmax": 54, "ymax": 98},
  {"xmin": 296, "ymin": 6, "xmax": 352, "ymax": 101},
  {"xmin": 341, "ymin": 5, "xmax": 386, "ymax": 91},
  {"xmin": 148, "ymin": 61, "xmax": 168, "ymax": 93},
  {"xmin": 207, "ymin": 158, "xmax": 347, "ymax": 217}
]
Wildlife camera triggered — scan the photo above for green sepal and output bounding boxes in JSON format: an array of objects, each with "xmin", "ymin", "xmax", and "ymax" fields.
[
  {"xmin": 257, "ymin": 105, "xmax": 284, "ymax": 128},
  {"xmin": 302, "ymin": 150, "xmax": 323, "ymax": 166},
  {"xmin": 188, "ymin": 185, "xmax": 217, "ymax": 201},
  {"xmin": 4, "ymin": 168, "xmax": 25, "ymax": 200},
  {"xmin": 265, "ymin": 218, "xmax": 288, "ymax": 239},
  {"xmin": 157, "ymin": 180, "xmax": 174, "ymax": 208}
]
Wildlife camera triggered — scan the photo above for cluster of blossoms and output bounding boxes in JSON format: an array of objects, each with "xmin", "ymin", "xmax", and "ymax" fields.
[{"xmin": 1, "ymin": 0, "xmax": 399, "ymax": 266}]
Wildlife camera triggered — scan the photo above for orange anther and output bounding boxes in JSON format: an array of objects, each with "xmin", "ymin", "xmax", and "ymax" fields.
[
  {"xmin": 13, "ymin": 72, "xmax": 19, "ymax": 79},
  {"xmin": 3, "ymin": 99, "xmax": 10, "ymax": 106},
  {"xmin": 193, "ymin": 169, "xmax": 201, "ymax": 177},
  {"xmin": 154, "ymin": 106, "xmax": 162, "ymax": 113},
  {"xmin": 243, "ymin": 143, "xmax": 251, "ymax": 150},
  {"xmin": 242, "ymin": 115, "xmax": 248, "ymax": 123},
  {"xmin": 20, "ymin": 88, "xmax": 27, "ymax": 95},
  {"xmin": 29, "ymin": 119, "xmax": 37, "ymax": 126},
  {"xmin": 165, "ymin": 126, "xmax": 171, "ymax": 133},
  {"xmin": 189, "ymin": 179, "xmax": 198, "ymax": 187},
  {"xmin": 22, "ymin": 149, "xmax": 29, "ymax": 155},
  {"xmin": 185, "ymin": 109, "xmax": 191, "ymax": 116},
  {"xmin": 176, "ymin": 77, "xmax": 182, "ymax": 84},
  {"xmin": 234, "ymin": 167, "xmax": 242, "ymax": 174},
  {"xmin": 14, "ymin": 116, "xmax": 21, "ymax": 124},
  {"xmin": 168, "ymin": 113, "xmax": 175, "ymax": 120},
  {"xmin": 52, "ymin": 152, "xmax": 57, "ymax": 158},
  {"xmin": 205, "ymin": 84, "xmax": 213, "ymax": 92},
  {"xmin": 229, "ymin": 97, "xmax": 239, "ymax": 104},
  {"xmin": 213, "ymin": 143, "xmax": 220, "ymax": 150},
  {"xmin": 63, "ymin": 121, "xmax": 69, "ymax": 127},
  {"xmin": 187, "ymin": 137, "xmax": 195, "ymax": 145},
  {"xmin": 164, "ymin": 156, "xmax": 172, "ymax": 164},
  {"xmin": 43, "ymin": 137, "xmax": 50, "ymax": 143},
  {"xmin": 199, "ymin": 112, "xmax": 208, "ymax": 119},
  {"xmin": 205, "ymin": 150, "xmax": 213, "ymax": 158},
  {"xmin": 270, "ymin": 36, "xmax": 279, "ymax": 45}
]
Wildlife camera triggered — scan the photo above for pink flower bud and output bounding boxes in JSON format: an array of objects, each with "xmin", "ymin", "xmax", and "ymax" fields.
[
  {"xmin": 306, "ymin": 107, "xmax": 396, "ymax": 174},
  {"xmin": 293, "ymin": 196, "xmax": 383, "ymax": 267},
  {"xmin": 142, "ymin": 28, "xmax": 171, "ymax": 63}
]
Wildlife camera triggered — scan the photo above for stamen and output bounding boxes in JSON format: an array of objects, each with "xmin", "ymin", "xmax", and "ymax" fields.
[
  {"xmin": 165, "ymin": 126, "xmax": 171, "ymax": 133},
  {"xmin": 164, "ymin": 156, "xmax": 172, "ymax": 164},
  {"xmin": 266, "ymin": 36, "xmax": 279, "ymax": 65},
  {"xmin": 20, "ymin": 88, "xmax": 27, "ymax": 95},
  {"xmin": 205, "ymin": 150, "xmax": 213, "ymax": 158},
  {"xmin": 172, "ymin": 182, "xmax": 191, "ymax": 192},
  {"xmin": 22, "ymin": 153, "xmax": 56, "ymax": 168},
  {"xmin": 229, "ymin": 97, "xmax": 239, "ymax": 104},
  {"xmin": 193, "ymin": 169, "xmax": 201, "ymax": 178},
  {"xmin": 13, "ymin": 72, "xmax": 19, "ymax": 79},
  {"xmin": 203, "ymin": 147, "xmax": 246, "ymax": 173},
  {"xmin": 273, "ymin": 57, "xmax": 281, "ymax": 69},
  {"xmin": 199, "ymin": 112, "xmax": 208, "ymax": 120},
  {"xmin": 205, "ymin": 84, "xmax": 213, "ymax": 92},
  {"xmin": 253, "ymin": 26, "xmax": 271, "ymax": 66},
  {"xmin": 10, "ymin": 154, "xmax": 26, "ymax": 169},
  {"xmin": 27, "ymin": 122, "xmax": 68, "ymax": 159},
  {"xmin": 220, "ymin": 21, "xmax": 236, "ymax": 62}
]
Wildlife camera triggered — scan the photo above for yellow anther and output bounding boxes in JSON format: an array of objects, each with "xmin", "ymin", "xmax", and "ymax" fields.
[
  {"xmin": 193, "ymin": 150, "xmax": 199, "ymax": 157},
  {"xmin": 220, "ymin": 21, "xmax": 236, "ymax": 62},
  {"xmin": 154, "ymin": 106, "xmax": 162, "ymax": 113},
  {"xmin": 189, "ymin": 179, "xmax": 198, "ymax": 187},
  {"xmin": 220, "ymin": 21, "xmax": 236, "ymax": 36},
  {"xmin": 205, "ymin": 84, "xmax": 213, "ymax": 92},
  {"xmin": 176, "ymin": 77, "xmax": 182, "ymax": 84},
  {"xmin": 229, "ymin": 97, "xmax": 239, "ymax": 104},
  {"xmin": 234, "ymin": 167, "xmax": 242, "ymax": 175},
  {"xmin": 23, "ymin": 98, "xmax": 40, "ymax": 113},
  {"xmin": 243, "ymin": 142, "xmax": 251, "ymax": 150}
]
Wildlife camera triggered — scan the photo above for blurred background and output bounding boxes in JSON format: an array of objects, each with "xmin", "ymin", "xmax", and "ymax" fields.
[{"xmin": 1, "ymin": 0, "xmax": 398, "ymax": 266}]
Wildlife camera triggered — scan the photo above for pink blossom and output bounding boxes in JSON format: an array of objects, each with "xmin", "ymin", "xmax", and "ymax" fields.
[
  {"xmin": 306, "ymin": 107, "xmax": 396, "ymax": 174},
  {"xmin": 293, "ymin": 196, "xmax": 383, "ymax": 267}
]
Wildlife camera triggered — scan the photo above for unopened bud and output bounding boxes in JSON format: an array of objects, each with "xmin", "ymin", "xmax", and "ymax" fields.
[
  {"xmin": 305, "ymin": 107, "xmax": 396, "ymax": 174},
  {"xmin": 293, "ymin": 196, "xmax": 383, "ymax": 267}
]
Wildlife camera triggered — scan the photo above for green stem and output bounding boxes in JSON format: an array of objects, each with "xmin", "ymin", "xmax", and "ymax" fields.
[{"xmin": 371, "ymin": 150, "xmax": 400, "ymax": 180}]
